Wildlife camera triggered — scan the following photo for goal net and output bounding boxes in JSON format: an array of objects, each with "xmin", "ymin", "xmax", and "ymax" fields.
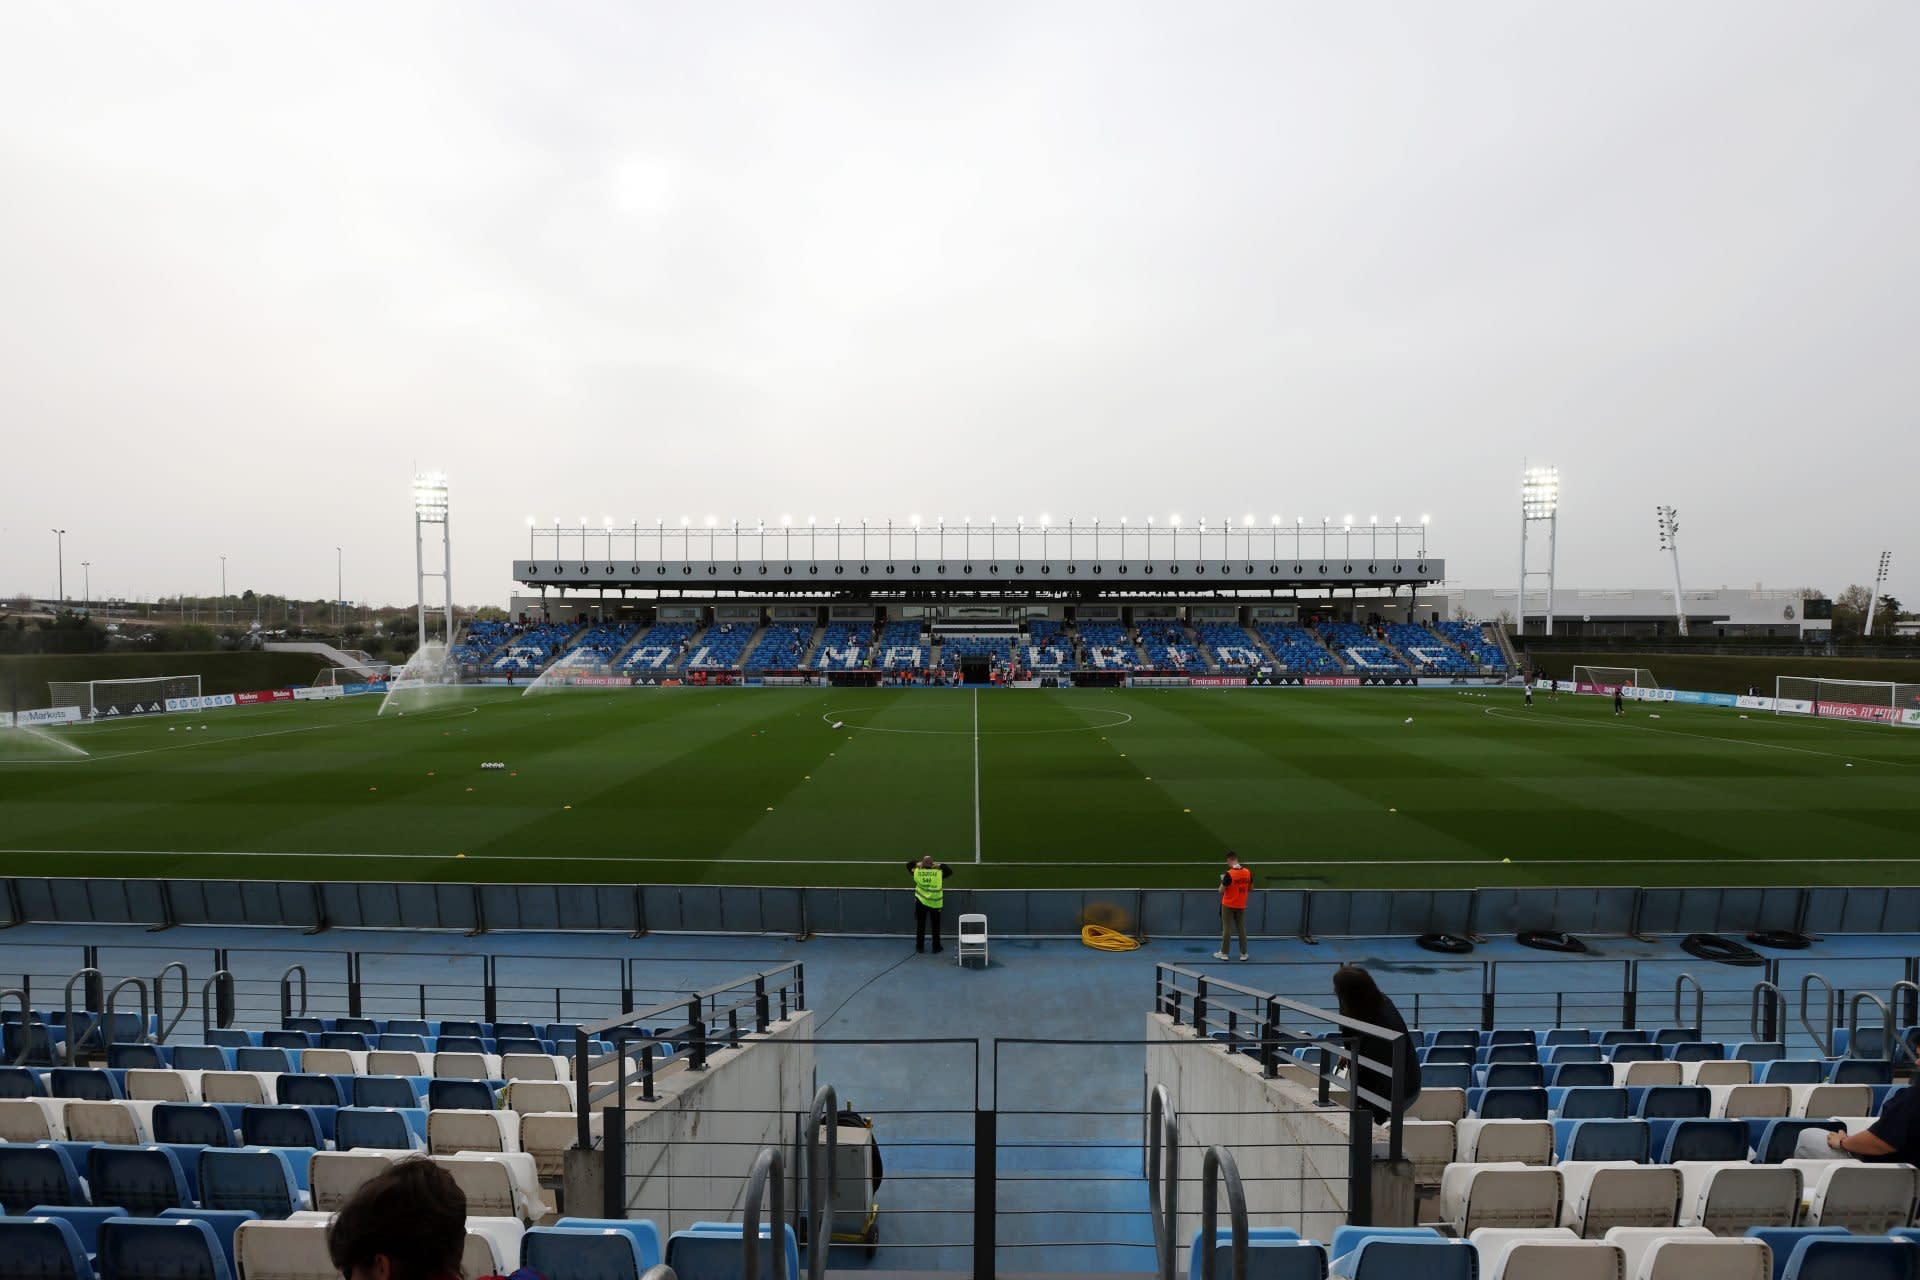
[
  {"xmin": 1571, "ymin": 665, "xmax": 1659, "ymax": 692},
  {"xmin": 1775, "ymin": 676, "xmax": 1920, "ymax": 726},
  {"xmin": 312, "ymin": 663, "xmax": 393, "ymax": 687},
  {"xmin": 48, "ymin": 674, "xmax": 202, "ymax": 717}
]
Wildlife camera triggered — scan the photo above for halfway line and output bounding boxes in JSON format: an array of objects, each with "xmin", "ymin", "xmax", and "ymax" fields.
[{"xmin": 972, "ymin": 688, "xmax": 982, "ymax": 864}]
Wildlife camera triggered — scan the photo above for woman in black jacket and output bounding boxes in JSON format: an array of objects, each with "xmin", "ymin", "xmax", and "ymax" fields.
[{"xmin": 1333, "ymin": 965, "xmax": 1422, "ymax": 1125}]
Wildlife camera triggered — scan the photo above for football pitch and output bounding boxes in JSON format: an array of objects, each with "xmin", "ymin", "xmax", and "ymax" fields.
[{"xmin": 3, "ymin": 687, "xmax": 1919, "ymax": 890}]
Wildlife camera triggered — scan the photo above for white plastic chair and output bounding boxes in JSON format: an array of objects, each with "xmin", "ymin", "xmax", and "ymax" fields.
[{"xmin": 956, "ymin": 914, "xmax": 989, "ymax": 968}]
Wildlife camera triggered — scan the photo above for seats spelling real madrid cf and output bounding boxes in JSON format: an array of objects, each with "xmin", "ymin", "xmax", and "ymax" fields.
[
  {"xmin": 1258, "ymin": 624, "xmax": 1343, "ymax": 674},
  {"xmin": 1025, "ymin": 620, "xmax": 1076, "ymax": 670},
  {"xmin": 746, "ymin": 622, "xmax": 812, "ymax": 671},
  {"xmin": 489, "ymin": 623, "xmax": 577, "ymax": 672},
  {"xmin": 450, "ymin": 620, "xmax": 516, "ymax": 667},
  {"xmin": 684, "ymin": 621, "xmax": 754, "ymax": 670},
  {"xmin": 1385, "ymin": 623, "xmax": 1475, "ymax": 674},
  {"xmin": 877, "ymin": 619, "xmax": 928, "ymax": 669},
  {"xmin": 812, "ymin": 622, "xmax": 871, "ymax": 670},
  {"xmin": 1078, "ymin": 621, "xmax": 1141, "ymax": 670},
  {"xmin": 557, "ymin": 623, "xmax": 638, "ymax": 664},
  {"xmin": 1318, "ymin": 622, "xmax": 1410, "ymax": 673},
  {"xmin": 1138, "ymin": 618, "xmax": 1203, "ymax": 670},
  {"xmin": 620, "ymin": 619, "xmax": 697, "ymax": 672},
  {"xmin": 1438, "ymin": 619, "xmax": 1509, "ymax": 670},
  {"xmin": 1195, "ymin": 622, "xmax": 1267, "ymax": 671}
]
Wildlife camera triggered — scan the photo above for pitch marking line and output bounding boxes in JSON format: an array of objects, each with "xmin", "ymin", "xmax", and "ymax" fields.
[
  {"xmin": 817, "ymin": 707, "xmax": 1134, "ymax": 736},
  {"xmin": 973, "ymin": 688, "xmax": 982, "ymax": 864},
  {"xmin": 8, "ymin": 848, "xmax": 1920, "ymax": 869},
  {"xmin": 0, "ymin": 704, "xmax": 483, "ymax": 766},
  {"xmin": 1481, "ymin": 706, "xmax": 1919, "ymax": 767}
]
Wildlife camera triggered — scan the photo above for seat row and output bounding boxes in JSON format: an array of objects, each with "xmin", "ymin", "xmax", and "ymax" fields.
[
  {"xmin": 0, "ymin": 1141, "xmax": 554, "ymax": 1223},
  {"xmin": 1417, "ymin": 1059, "xmax": 1894, "ymax": 1092},
  {"xmin": 1191, "ymin": 1224, "xmax": 1920, "ymax": 1280},
  {"xmin": 3, "ymin": 1041, "xmax": 627, "ymax": 1091},
  {"xmin": 1422, "ymin": 1042, "xmax": 1801, "ymax": 1066},
  {"xmin": 1405, "ymin": 1113, "xmax": 1875, "ymax": 1168},
  {"xmin": 1427, "ymin": 1158, "xmax": 1920, "ymax": 1239},
  {"xmin": 1418, "ymin": 1082, "xmax": 1894, "ymax": 1123}
]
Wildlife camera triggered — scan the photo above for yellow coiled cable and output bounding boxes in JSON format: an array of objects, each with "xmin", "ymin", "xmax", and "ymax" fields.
[{"xmin": 1080, "ymin": 923, "xmax": 1141, "ymax": 952}]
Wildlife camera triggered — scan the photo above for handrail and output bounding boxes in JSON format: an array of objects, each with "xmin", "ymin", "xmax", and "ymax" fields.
[
  {"xmin": 803, "ymin": 1085, "xmax": 836, "ymax": 1280},
  {"xmin": 639, "ymin": 1268, "xmax": 678, "ymax": 1280},
  {"xmin": 104, "ymin": 977, "xmax": 151, "ymax": 1049},
  {"xmin": 279, "ymin": 964, "xmax": 308, "ymax": 1024},
  {"xmin": 1800, "ymin": 973, "xmax": 1836, "ymax": 1057},
  {"xmin": 1848, "ymin": 992, "xmax": 1894, "ymax": 1061},
  {"xmin": 1893, "ymin": 982, "xmax": 1920, "ymax": 1059},
  {"xmin": 1146, "ymin": 1083, "xmax": 1179, "ymax": 1280},
  {"xmin": 1673, "ymin": 973, "xmax": 1703, "ymax": 1034},
  {"xmin": 0, "ymin": 988, "xmax": 30, "ymax": 1066},
  {"xmin": 153, "ymin": 962, "xmax": 189, "ymax": 1044},
  {"xmin": 1197, "ymin": 1145, "xmax": 1250, "ymax": 1280},
  {"xmin": 201, "ymin": 971, "xmax": 234, "ymax": 1038},
  {"xmin": 62, "ymin": 967, "xmax": 101, "ymax": 1066},
  {"xmin": 1750, "ymin": 981, "xmax": 1785, "ymax": 1043},
  {"xmin": 741, "ymin": 1146, "xmax": 788, "ymax": 1280}
]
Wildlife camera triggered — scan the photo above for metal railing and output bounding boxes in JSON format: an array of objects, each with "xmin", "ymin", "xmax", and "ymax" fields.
[
  {"xmin": 741, "ymin": 1147, "xmax": 789, "ymax": 1280},
  {"xmin": 1147, "ymin": 1084, "xmax": 1179, "ymax": 1280},
  {"xmin": 1197, "ymin": 1146, "xmax": 1250, "ymax": 1280}
]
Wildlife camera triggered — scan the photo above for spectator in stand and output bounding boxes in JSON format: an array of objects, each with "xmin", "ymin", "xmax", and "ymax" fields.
[
  {"xmin": 1332, "ymin": 966, "xmax": 1422, "ymax": 1126},
  {"xmin": 1829, "ymin": 1064, "xmax": 1920, "ymax": 1163},
  {"xmin": 328, "ymin": 1158, "xmax": 498, "ymax": 1280}
]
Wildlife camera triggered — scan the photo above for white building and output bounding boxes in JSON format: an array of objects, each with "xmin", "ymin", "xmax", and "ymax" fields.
[{"xmin": 1442, "ymin": 586, "xmax": 1824, "ymax": 641}]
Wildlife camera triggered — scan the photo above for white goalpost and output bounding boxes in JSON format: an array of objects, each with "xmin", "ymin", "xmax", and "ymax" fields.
[
  {"xmin": 1775, "ymin": 676, "xmax": 1920, "ymax": 725},
  {"xmin": 1570, "ymin": 665, "xmax": 1659, "ymax": 691},
  {"xmin": 47, "ymin": 674, "xmax": 202, "ymax": 717},
  {"xmin": 312, "ymin": 663, "xmax": 393, "ymax": 687}
]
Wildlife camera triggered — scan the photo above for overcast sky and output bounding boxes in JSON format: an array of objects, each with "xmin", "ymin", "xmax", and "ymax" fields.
[{"xmin": 3, "ymin": 1, "xmax": 1916, "ymax": 610}]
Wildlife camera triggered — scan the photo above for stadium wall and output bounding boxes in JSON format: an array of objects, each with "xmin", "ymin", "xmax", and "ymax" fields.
[
  {"xmin": 3, "ymin": 876, "xmax": 1909, "ymax": 937},
  {"xmin": 0, "ymin": 651, "xmax": 321, "ymax": 709}
]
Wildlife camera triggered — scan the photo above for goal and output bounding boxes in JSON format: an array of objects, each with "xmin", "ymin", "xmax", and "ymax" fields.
[
  {"xmin": 312, "ymin": 663, "xmax": 394, "ymax": 687},
  {"xmin": 1775, "ymin": 676, "xmax": 1920, "ymax": 725},
  {"xmin": 48, "ymin": 674, "xmax": 202, "ymax": 716},
  {"xmin": 1571, "ymin": 666, "xmax": 1659, "ymax": 691}
]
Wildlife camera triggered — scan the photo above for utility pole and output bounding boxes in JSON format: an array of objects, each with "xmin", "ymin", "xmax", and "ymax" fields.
[
  {"xmin": 81, "ymin": 561, "xmax": 90, "ymax": 614},
  {"xmin": 50, "ymin": 528, "xmax": 66, "ymax": 605},
  {"xmin": 1864, "ymin": 551, "xmax": 1893, "ymax": 639},
  {"xmin": 1656, "ymin": 506, "xmax": 1689, "ymax": 637}
]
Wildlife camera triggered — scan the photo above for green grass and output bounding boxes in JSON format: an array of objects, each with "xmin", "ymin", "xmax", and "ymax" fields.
[
  {"xmin": 3, "ymin": 686, "xmax": 1919, "ymax": 889},
  {"xmin": 0, "ymin": 652, "xmax": 324, "ymax": 710}
]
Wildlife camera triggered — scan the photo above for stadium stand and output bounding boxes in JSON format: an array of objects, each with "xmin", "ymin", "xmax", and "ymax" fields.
[
  {"xmin": 1196, "ymin": 622, "xmax": 1268, "ymax": 671},
  {"xmin": 1138, "ymin": 618, "xmax": 1204, "ymax": 670},
  {"xmin": 449, "ymin": 620, "xmax": 515, "ymax": 668},
  {"xmin": 746, "ymin": 622, "xmax": 814, "ymax": 672},
  {"xmin": 1438, "ymin": 619, "xmax": 1510, "ymax": 670},
  {"xmin": 556, "ymin": 623, "xmax": 638, "ymax": 665},
  {"xmin": 1319, "ymin": 622, "xmax": 1411, "ymax": 672},
  {"xmin": 940, "ymin": 635, "xmax": 1014, "ymax": 669},
  {"xmin": 1078, "ymin": 621, "xmax": 1142, "ymax": 670},
  {"xmin": 813, "ymin": 622, "xmax": 872, "ymax": 670},
  {"xmin": 1026, "ymin": 619, "xmax": 1076, "ymax": 670},
  {"xmin": 1385, "ymin": 623, "xmax": 1476, "ymax": 674},
  {"xmin": 877, "ymin": 619, "xmax": 928, "ymax": 669},
  {"xmin": 489, "ymin": 623, "xmax": 577, "ymax": 672},
  {"xmin": 620, "ymin": 619, "xmax": 698, "ymax": 672},
  {"xmin": 683, "ymin": 621, "xmax": 754, "ymax": 670},
  {"xmin": 1258, "ymin": 624, "xmax": 1344, "ymax": 674}
]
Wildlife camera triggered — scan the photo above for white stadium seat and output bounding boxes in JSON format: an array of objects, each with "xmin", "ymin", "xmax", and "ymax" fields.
[
  {"xmin": 1457, "ymin": 1119, "xmax": 1555, "ymax": 1165},
  {"xmin": 234, "ymin": 1218, "xmax": 336, "ymax": 1280},
  {"xmin": 1790, "ymin": 1084, "xmax": 1873, "ymax": 1119},
  {"xmin": 431, "ymin": 1051, "xmax": 503, "ymax": 1080},
  {"xmin": 1707, "ymin": 1085, "xmax": 1790, "ymax": 1120},
  {"xmin": 1616, "ymin": 1063, "xmax": 1685, "ymax": 1088},
  {"xmin": 1470, "ymin": 1227, "xmax": 1627, "ymax": 1280},
  {"xmin": 1441, "ymin": 1162, "xmax": 1564, "ymax": 1232},
  {"xmin": 309, "ymin": 1149, "xmax": 398, "ymax": 1212},
  {"xmin": 1606, "ymin": 1228, "xmax": 1768, "ymax": 1280},
  {"xmin": 1557, "ymin": 1161, "xmax": 1682, "ymax": 1237},
  {"xmin": 1402, "ymin": 1119, "xmax": 1457, "ymax": 1186},
  {"xmin": 1673, "ymin": 1161, "xmax": 1801, "ymax": 1232},
  {"xmin": 0, "ymin": 1097, "xmax": 67, "ymax": 1142},
  {"xmin": 63, "ymin": 1099, "xmax": 147, "ymax": 1145},
  {"xmin": 201, "ymin": 1071, "xmax": 272, "ymax": 1105},
  {"xmin": 1786, "ymin": 1157, "xmax": 1919, "ymax": 1231},
  {"xmin": 1409, "ymin": 1089, "xmax": 1468, "ymax": 1123},
  {"xmin": 429, "ymin": 1151, "xmax": 551, "ymax": 1222},
  {"xmin": 503, "ymin": 1080, "xmax": 574, "ymax": 1113},
  {"xmin": 125, "ymin": 1068, "xmax": 197, "ymax": 1102},
  {"xmin": 522, "ymin": 1109, "xmax": 597, "ymax": 1180},
  {"xmin": 368, "ymin": 1050, "xmax": 430, "ymax": 1077},
  {"xmin": 428, "ymin": 1107, "xmax": 520, "ymax": 1155},
  {"xmin": 1682, "ymin": 1061, "xmax": 1751, "ymax": 1087},
  {"xmin": 464, "ymin": 1217, "xmax": 527, "ymax": 1276}
]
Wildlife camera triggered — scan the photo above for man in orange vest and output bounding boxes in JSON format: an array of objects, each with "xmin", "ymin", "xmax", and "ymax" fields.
[{"xmin": 1215, "ymin": 851, "xmax": 1252, "ymax": 962}]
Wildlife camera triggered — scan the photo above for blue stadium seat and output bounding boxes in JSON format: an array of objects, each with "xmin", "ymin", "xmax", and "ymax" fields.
[
  {"xmin": 198, "ymin": 1147, "xmax": 304, "ymax": 1219},
  {"xmin": 1759, "ymin": 1061, "xmax": 1824, "ymax": 1085},
  {"xmin": 240, "ymin": 1106, "xmax": 325, "ymax": 1150},
  {"xmin": 1477, "ymin": 1063, "xmax": 1544, "ymax": 1090},
  {"xmin": 315, "ymin": 1032, "xmax": 370, "ymax": 1052},
  {"xmin": 1423, "ymin": 1047, "xmax": 1475, "ymax": 1067},
  {"xmin": 1553, "ymin": 1118, "xmax": 1650, "ymax": 1162},
  {"xmin": 1746, "ymin": 1229, "xmax": 1851, "ymax": 1280},
  {"xmin": 1609, "ymin": 1044, "xmax": 1663, "ymax": 1064},
  {"xmin": 1469, "ymin": 1087, "xmax": 1548, "ymax": 1120},
  {"xmin": 168, "ymin": 1046, "xmax": 230, "ymax": 1072},
  {"xmin": 1, "ymin": 1065, "xmax": 49, "ymax": 1096},
  {"xmin": 334, "ymin": 1017, "xmax": 381, "ymax": 1036},
  {"xmin": 89, "ymin": 1145, "xmax": 192, "ymax": 1218},
  {"xmin": 152, "ymin": 1103, "xmax": 235, "ymax": 1148},
  {"xmin": 282, "ymin": 1018, "xmax": 325, "ymax": 1035},
  {"xmin": 1329, "ymin": 1235, "xmax": 1471, "ymax": 1280},
  {"xmin": 524, "ymin": 1225, "xmax": 663, "ymax": 1278},
  {"xmin": 256, "ymin": 1033, "xmax": 308, "ymax": 1054},
  {"xmin": 1483, "ymin": 1045, "xmax": 1536, "ymax": 1065},
  {"xmin": 1385, "ymin": 623, "xmax": 1474, "ymax": 675},
  {"xmin": 50, "ymin": 1069, "xmax": 121, "ymax": 1101},
  {"xmin": 1660, "ymin": 1118, "xmax": 1752, "ymax": 1162},
  {"xmin": 1421, "ymin": 1065, "xmax": 1472, "ymax": 1091},
  {"xmin": 552, "ymin": 1218, "xmax": 665, "ymax": 1263},
  {"xmin": 352, "ymin": 1076, "xmax": 420, "ymax": 1109},
  {"xmin": 1832, "ymin": 1059, "xmax": 1895, "ymax": 1085},
  {"xmin": 1752, "ymin": 1118, "xmax": 1845, "ymax": 1163},
  {"xmin": 201, "ymin": 1031, "xmax": 253, "ymax": 1049},
  {"xmin": 1633, "ymin": 1086, "xmax": 1710, "ymax": 1118},
  {"xmin": 1427, "ymin": 1030, "xmax": 1478, "ymax": 1049},
  {"xmin": 1782, "ymin": 1236, "xmax": 1918, "ymax": 1280},
  {"xmin": 1546, "ymin": 1045, "xmax": 1605, "ymax": 1064},
  {"xmin": 427, "ymin": 1079, "xmax": 496, "ymax": 1111},
  {"xmin": 1188, "ymin": 1229, "xmax": 1327, "ymax": 1280},
  {"xmin": 1734, "ymin": 1043, "xmax": 1787, "ymax": 1063},
  {"xmin": 0, "ymin": 1144, "xmax": 88, "ymax": 1213},
  {"xmin": 1547, "ymin": 1063, "xmax": 1613, "ymax": 1089},
  {"xmin": 1551, "ymin": 1086, "xmax": 1629, "ymax": 1119},
  {"xmin": 106, "ymin": 1043, "xmax": 167, "ymax": 1070},
  {"xmin": 0, "ymin": 1216, "xmax": 94, "ymax": 1280},
  {"xmin": 667, "ymin": 1222, "xmax": 800, "ymax": 1280},
  {"xmin": 1599, "ymin": 1030, "xmax": 1650, "ymax": 1045},
  {"xmin": 1653, "ymin": 1029, "xmax": 1700, "ymax": 1045},
  {"xmin": 232, "ymin": 1047, "xmax": 295, "ymax": 1073},
  {"xmin": 276, "ymin": 1075, "xmax": 348, "ymax": 1109},
  {"xmin": 1318, "ymin": 623, "xmax": 1408, "ymax": 674},
  {"xmin": 1544, "ymin": 1030, "xmax": 1593, "ymax": 1046},
  {"xmin": 1435, "ymin": 620, "xmax": 1507, "ymax": 669},
  {"xmin": 436, "ymin": 1035, "xmax": 488, "ymax": 1055},
  {"xmin": 335, "ymin": 1108, "xmax": 421, "ymax": 1152},
  {"xmin": 1485, "ymin": 1030, "xmax": 1536, "ymax": 1048},
  {"xmin": 97, "ymin": 1215, "xmax": 234, "ymax": 1280},
  {"xmin": 1671, "ymin": 1042, "xmax": 1726, "ymax": 1062},
  {"xmin": 160, "ymin": 1209, "xmax": 257, "ymax": 1275},
  {"xmin": 376, "ymin": 1033, "xmax": 429, "ymax": 1052},
  {"xmin": 24, "ymin": 1206, "xmax": 127, "ymax": 1257}
]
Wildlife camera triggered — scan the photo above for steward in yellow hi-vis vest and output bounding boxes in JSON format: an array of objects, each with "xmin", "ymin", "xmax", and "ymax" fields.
[{"xmin": 908, "ymin": 855, "xmax": 954, "ymax": 954}]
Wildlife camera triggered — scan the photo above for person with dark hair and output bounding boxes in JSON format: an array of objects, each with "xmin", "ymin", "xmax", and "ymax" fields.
[
  {"xmin": 1214, "ymin": 852, "xmax": 1252, "ymax": 962},
  {"xmin": 328, "ymin": 1157, "xmax": 472, "ymax": 1280},
  {"xmin": 1828, "ymin": 1064, "xmax": 1920, "ymax": 1164},
  {"xmin": 908, "ymin": 854, "xmax": 953, "ymax": 954},
  {"xmin": 1331, "ymin": 965, "xmax": 1421, "ymax": 1125}
]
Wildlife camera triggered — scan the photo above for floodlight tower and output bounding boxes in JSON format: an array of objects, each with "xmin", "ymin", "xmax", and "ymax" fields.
[
  {"xmin": 1655, "ymin": 505, "xmax": 1689, "ymax": 637},
  {"xmin": 412, "ymin": 472, "xmax": 453, "ymax": 649},
  {"xmin": 1517, "ymin": 465, "xmax": 1559, "ymax": 636},
  {"xmin": 1864, "ymin": 550, "xmax": 1893, "ymax": 638}
]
